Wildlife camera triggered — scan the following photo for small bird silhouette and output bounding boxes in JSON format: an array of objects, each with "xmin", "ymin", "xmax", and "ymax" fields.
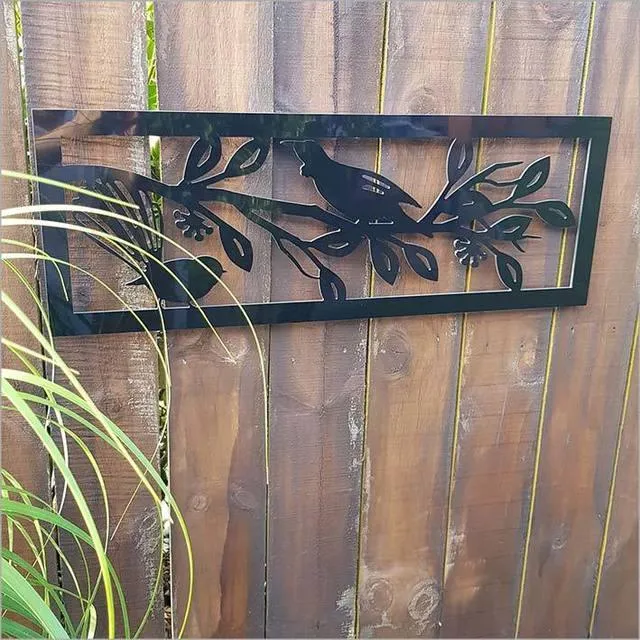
[
  {"xmin": 282, "ymin": 140, "xmax": 421, "ymax": 225},
  {"xmin": 127, "ymin": 256, "xmax": 225, "ymax": 304},
  {"xmin": 72, "ymin": 177, "xmax": 226, "ymax": 305}
]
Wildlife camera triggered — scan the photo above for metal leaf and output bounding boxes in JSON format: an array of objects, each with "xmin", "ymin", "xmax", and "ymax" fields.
[
  {"xmin": 223, "ymin": 138, "xmax": 270, "ymax": 178},
  {"xmin": 403, "ymin": 243, "xmax": 439, "ymax": 281},
  {"xmin": 183, "ymin": 137, "xmax": 222, "ymax": 182},
  {"xmin": 444, "ymin": 188, "xmax": 493, "ymax": 221},
  {"xmin": 511, "ymin": 156, "xmax": 550, "ymax": 199},
  {"xmin": 535, "ymin": 200, "xmax": 576, "ymax": 227},
  {"xmin": 319, "ymin": 268, "xmax": 346, "ymax": 301},
  {"xmin": 220, "ymin": 225, "xmax": 253, "ymax": 272},
  {"xmin": 310, "ymin": 231, "xmax": 361, "ymax": 257},
  {"xmin": 369, "ymin": 239, "xmax": 400, "ymax": 285},
  {"xmin": 447, "ymin": 139, "xmax": 473, "ymax": 184},
  {"xmin": 496, "ymin": 252, "xmax": 523, "ymax": 291},
  {"xmin": 489, "ymin": 215, "xmax": 532, "ymax": 240}
]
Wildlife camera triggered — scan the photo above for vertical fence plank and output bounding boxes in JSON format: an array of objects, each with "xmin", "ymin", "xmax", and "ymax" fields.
[
  {"xmin": 592, "ymin": 334, "xmax": 638, "ymax": 638},
  {"xmin": 154, "ymin": 2, "xmax": 272, "ymax": 636},
  {"xmin": 518, "ymin": 2, "xmax": 640, "ymax": 636},
  {"xmin": 0, "ymin": 0, "xmax": 51, "ymax": 563},
  {"xmin": 440, "ymin": 2, "xmax": 591, "ymax": 637},
  {"xmin": 266, "ymin": 2, "xmax": 384, "ymax": 636},
  {"xmin": 357, "ymin": 3, "xmax": 490, "ymax": 636},
  {"xmin": 21, "ymin": 3, "xmax": 162, "ymax": 636}
]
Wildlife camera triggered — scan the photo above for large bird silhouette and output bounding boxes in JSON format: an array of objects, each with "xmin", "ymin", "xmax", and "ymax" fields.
[{"xmin": 282, "ymin": 140, "xmax": 421, "ymax": 225}]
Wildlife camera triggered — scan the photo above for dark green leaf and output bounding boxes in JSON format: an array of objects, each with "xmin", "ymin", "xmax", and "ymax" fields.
[
  {"xmin": 220, "ymin": 225, "xmax": 253, "ymax": 271},
  {"xmin": 224, "ymin": 138, "xmax": 270, "ymax": 178},
  {"xmin": 496, "ymin": 252, "xmax": 523, "ymax": 291},
  {"xmin": 511, "ymin": 156, "xmax": 550, "ymax": 199},
  {"xmin": 489, "ymin": 215, "xmax": 532, "ymax": 240},
  {"xmin": 535, "ymin": 200, "xmax": 576, "ymax": 227},
  {"xmin": 319, "ymin": 268, "xmax": 346, "ymax": 301},
  {"xmin": 402, "ymin": 243, "xmax": 439, "ymax": 281},
  {"xmin": 311, "ymin": 231, "xmax": 361, "ymax": 257},
  {"xmin": 369, "ymin": 239, "xmax": 400, "ymax": 285},
  {"xmin": 183, "ymin": 137, "xmax": 222, "ymax": 182},
  {"xmin": 447, "ymin": 139, "xmax": 473, "ymax": 184}
]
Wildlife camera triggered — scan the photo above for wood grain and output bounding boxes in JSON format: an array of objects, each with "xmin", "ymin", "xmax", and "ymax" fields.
[
  {"xmin": 440, "ymin": 2, "xmax": 591, "ymax": 637},
  {"xmin": 357, "ymin": 3, "xmax": 491, "ymax": 637},
  {"xmin": 21, "ymin": 3, "xmax": 162, "ymax": 636},
  {"xmin": 154, "ymin": 2, "xmax": 272, "ymax": 636},
  {"xmin": 592, "ymin": 337, "xmax": 638, "ymax": 639},
  {"xmin": 518, "ymin": 2, "xmax": 640, "ymax": 636},
  {"xmin": 266, "ymin": 3, "xmax": 383, "ymax": 637},
  {"xmin": 0, "ymin": 0, "xmax": 51, "ymax": 573}
]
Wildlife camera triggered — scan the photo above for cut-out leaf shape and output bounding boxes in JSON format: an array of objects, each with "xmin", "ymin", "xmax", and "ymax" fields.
[
  {"xmin": 311, "ymin": 231, "xmax": 361, "ymax": 257},
  {"xmin": 220, "ymin": 225, "xmax": 253, "ymax": 272},
  {"xmin": 489, "ymin": 215, "xmax": 532, "ymax": 240},
  {"xmin": 496, "ymin": 252, "xmax": 523, "ymax": 291},
  {"xmin": 535, "ymin": 200, "xmax": 576, "ymax": 227},
  {"xmin": 223, "ymin": 138, "xmax": 270, "ymax": 178},
  {"xmin": 511, "ymin": 156, "xmax": 550, "ymax": 200},
  {"xmin": 369, "ymin": 239, "xmax": 400, "ymax": 285},
  {"xmin": 183, "ymin": 137, "xmax": 222, "ymax": 182},
  {"xmin": 319, "ymin": 268, "xmax": 346, "ymax": 301},
  {"xmin": 403, "ymin": 243, "xmax": 439, "ymax": 281},
  {"xmin": 447, "ymin": 139, "xmax": 473, "ymax": 184}
]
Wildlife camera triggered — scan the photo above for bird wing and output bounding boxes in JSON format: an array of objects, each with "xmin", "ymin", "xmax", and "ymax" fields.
[{"xmin": 356, "ymin": 169, "xmax": 421, "ymax": 208}]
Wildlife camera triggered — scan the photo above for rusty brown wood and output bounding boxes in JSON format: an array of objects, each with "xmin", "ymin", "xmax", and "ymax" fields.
[
  {"xmin": 154, "ymin": 2, "xmax": 272, "ymax": 636},
  {"xmin": 21, "ymin": 3, "xmax": 162, "ymax": 636},
  {"xmin": 357, "ymin": 2, "xmax": 491, "ymax": 637},
  {"xmin": 266, "ymin": 2, "xmax": 384, "ymax": 637},
  {"xmin": 591, "ymin": 329, "xmax": 638, "ymax": 638},
  {"xmin": 440, "ymin": 2, "xmax": 592, "ymax": 637},
  {"xmin": 0, "ymin": 0, "xmax": 51, "ymax": 578},
  {"xmin": 517, "ymin": 2, "xmax": 640, "ymax": 636}
]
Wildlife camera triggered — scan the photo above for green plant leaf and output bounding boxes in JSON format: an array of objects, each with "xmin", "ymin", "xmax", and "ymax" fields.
[{"xmin": 2, "ymin": 558, "xmax": 69, "ymax": 638}]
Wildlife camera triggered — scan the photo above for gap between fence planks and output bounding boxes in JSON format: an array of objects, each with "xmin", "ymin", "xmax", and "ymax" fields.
[
  {"xmin": 154, "ymin": 2, "xmax": 272, "ymax": 636},
  {"xmin": 357, "ymin": 3, "xmax": 491, "ymax": 637},
  {"xmin": 440, "ymin": 2, "xmax": 592, "ymax": 637},
  {"xmin": 20, "ymin": 2, "xmax": 162, "ymax": 636},
  {"xmin": 517, "ymin": 1, "xmax": 640, "ymax": 635}
]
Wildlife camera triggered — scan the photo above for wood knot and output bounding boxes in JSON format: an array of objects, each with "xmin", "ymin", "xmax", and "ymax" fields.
[
  {"xmin": 189, "ymin": 493, "xmax": 210, "ymax": 512},
  {"xmin": 407, "ymin": 579, "xmax": 439, "ymax": 627},
  {"xmin": 534, "ymin": 2, "xmax": 573, "ymax": 27},
  {"xmin": 378, "ymin": 329, "xmax": 411, "ymax": 379},
  {"xmin": 408, "ymin": 86, "xmax": 440, "ymax": 114},
  {"xmin": 229, "ymin": 483, "xmax": 258, "ymax": 511},
  {"xmin": 363, "ymin": 577, "xmax": 394, "ymax": 613}
]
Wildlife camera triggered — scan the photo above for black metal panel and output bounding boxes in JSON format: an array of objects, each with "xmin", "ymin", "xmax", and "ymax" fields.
[{"xmin": 32, "ymin": 110, "xmax": 611, "ymax": 336}]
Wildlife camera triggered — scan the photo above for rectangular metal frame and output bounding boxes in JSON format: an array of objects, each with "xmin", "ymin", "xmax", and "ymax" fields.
[{"xmin": 32, "ymin": 110, "xmax": 611, "ymax": 336}]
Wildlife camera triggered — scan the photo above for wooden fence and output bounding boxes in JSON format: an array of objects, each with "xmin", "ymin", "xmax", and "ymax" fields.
[{"xmin": 2, "ymin": 1, "xmax": 638, "ymax": 637}]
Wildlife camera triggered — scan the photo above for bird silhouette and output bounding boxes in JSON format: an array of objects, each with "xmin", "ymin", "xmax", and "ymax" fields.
[
  {"xmin": 282, "ymin": 140, "xmax": 421, "ymax": 225},
  {"xmin": 127, "ymin": 256, "xmax": 225, "ymax": 304}
]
